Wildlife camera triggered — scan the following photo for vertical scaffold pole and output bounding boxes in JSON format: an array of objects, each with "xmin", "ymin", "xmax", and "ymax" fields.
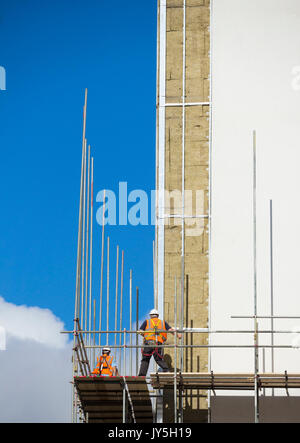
[
  {"xmin": 179, "ymin": 277, "xmax": 183, "ymax": 423},
  {"xmin": 93, "ymin": 299, "xmax": 96, "ymax": 368},
  {"xmin": 263, "ymin": 347, "xmax": 266, "ymax": 396},
  {"xmin": 99, "ymin": 190, "xmax": 106, "ymax": 347},
  {"xmin": 174, "ymin": 276, "xmax": 178, "ymax": 423},
  {"xmin": 88, "ymin": 157, "xmax": 94, "ymax": 363},
  {"xmin": 130, "ymin": 270, "xmax": 133, "ymax": 375},
  {"xmin": 115, "ymin": 245, "xmax": 119, "ymax": 364},
  {"xmin": 208, "ymin": 0, "xmax": 214, "ymax": 425},
  {"xmin": 81, "ymin": 139, "xmax": 87, "ymax": 328},
  {"xmin": 85, "ymin": 145, "xmax": 91, "ymax": 341},
  {"xmin": 136, "ymin": 287, "xmax": 139, "ymax": 375},
  {"xmin": 123, "ymin": 328, "xmax": 127, "ymax": 423},
  {"xmin": 153, "ymin": 240, "xmax": 157, "ymax": 310},
  {"xmin": 74, "ymin": 91, "xmax": 87, "ymax": 331},
  {"xmin": 270, "ymin": 199, "xmax": 275, "ymax": 396},
  {"xmin": 180, "ymin": 0, "xmax": 186, "ymax": 373},
  {"xmin": 119, "ymin": 251, "xmax": 124, "ymax": 373},
  {"xmin": 253, "ymin": 130, "xmax": 259, "ymax": 423},
  {"xmin": 157, "ymin": 0, "xmax": 166, "ymax": 318},
  {"xmin": 180, "ymin": 1, "xmax": 186, "ymax": 421},
  {"xmin": 73, "ymin": 88, "xmax": 87, "ymax": 423},
  {"xmin": 106, "ymin": 236, "xmax": 110, "ymax": 345}
]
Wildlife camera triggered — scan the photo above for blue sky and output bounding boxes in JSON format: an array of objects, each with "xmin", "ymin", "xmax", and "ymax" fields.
[
  {"xmin": 2, "ymin": 0, "xmax": 300, "ymax": 422},
  {"xmin": 0, "ymin": 0, "xmax": 157, "ymax": 333}
]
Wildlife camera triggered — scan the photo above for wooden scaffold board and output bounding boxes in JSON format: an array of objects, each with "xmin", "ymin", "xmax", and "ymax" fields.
[
  {"xmin": 74, "ymin": 376, "xmax": 153, "ymax": 423},
  {"xmin": 150, "ymin": 372, "xmax": 300, "ymax": 391}
]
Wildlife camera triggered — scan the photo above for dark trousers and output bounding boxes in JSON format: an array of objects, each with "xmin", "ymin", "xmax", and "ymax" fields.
[{"xmin": 138, "ymin": 343, "xmax": 169, "ymax": 376}]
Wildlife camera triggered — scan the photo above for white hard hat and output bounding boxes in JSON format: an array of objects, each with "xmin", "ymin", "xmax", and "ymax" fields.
[
  {"xmin": 149, "ymin": 309, "xmax": 159, "ymax": 316},
  {"xmin": 103, "ymin": 347, "xmax": 111, "ymax": 352}
]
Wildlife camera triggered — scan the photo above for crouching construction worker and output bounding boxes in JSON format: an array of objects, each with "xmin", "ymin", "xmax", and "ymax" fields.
[
  {"xmin": 138, "ymin": 309, "xmax": 182, "ymax": 376},
  {"xmin": 92, "ymin": 347, "xmax": 119, "ymax": 376}
]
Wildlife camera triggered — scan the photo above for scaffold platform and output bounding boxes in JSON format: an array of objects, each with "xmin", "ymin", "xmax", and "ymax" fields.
[
  {"xmin": 74, "ymin": 376, "xmax": 153, "ymax": 423},
  {"xmin": 150, "ymin": 372, "xmax": 300, "ymax": 391},
  {"xmin": 74, "ymin": 372, "xmax": 300, "ymax": 423}
]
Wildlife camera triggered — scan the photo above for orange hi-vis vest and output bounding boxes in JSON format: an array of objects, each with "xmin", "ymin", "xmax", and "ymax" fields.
[
  {"xmin": 144, "ymin": 318, "xmax": 167, "ymax": 344},
  {"xmin": 92, "ymin": 355, "xmax": 114, "ymax": 376}
]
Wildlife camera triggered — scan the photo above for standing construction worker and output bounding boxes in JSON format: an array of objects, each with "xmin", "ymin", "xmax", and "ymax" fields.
[
  {"xmin": 92, "ymin": 347, "xmax": 118, "ymax": 376},
  {"xmin": 138, "ymin": 309, "xmax": 182, "ymax": 376}
]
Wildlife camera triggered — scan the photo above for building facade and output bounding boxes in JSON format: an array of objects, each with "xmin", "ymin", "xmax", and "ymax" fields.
[{"xmin": 155, "ymin": 0, "xmax": 211, "ymax": 422}]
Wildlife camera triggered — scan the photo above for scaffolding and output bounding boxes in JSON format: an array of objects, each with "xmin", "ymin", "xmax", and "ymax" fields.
[
  {"xmin": 65, "ymin": 322, "xmax": 300, "ymax": 423},
  {"xmin": 65, "ymin": 90, "xmax": 300, "ymax": 424}
]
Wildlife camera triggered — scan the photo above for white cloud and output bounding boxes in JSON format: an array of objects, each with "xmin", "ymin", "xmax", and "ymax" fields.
[
  {"xmin": 0, "ymin": 297, "xmax": 72, "ymax": 422},
  {"xmin": 0, "ymin": 296, "xmax": 68, "ymax": 349}
]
